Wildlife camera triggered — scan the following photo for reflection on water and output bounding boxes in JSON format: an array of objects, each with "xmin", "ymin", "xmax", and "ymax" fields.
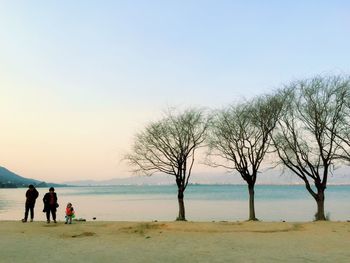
[{"xmin": 0, "ymin": 185, "xmax": 349, "ymax": 222}]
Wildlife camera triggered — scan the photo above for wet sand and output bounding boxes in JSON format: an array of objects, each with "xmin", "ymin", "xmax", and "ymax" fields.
[{"xmin": 0, "ymin": 221, "xmax": 349, "ymax": 262}]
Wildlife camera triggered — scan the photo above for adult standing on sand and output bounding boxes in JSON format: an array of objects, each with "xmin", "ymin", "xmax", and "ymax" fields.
[
  {"xmin": 43, "ymin": 187, "xmax": 58, "ymax": 223},
  {"xmin": 22, "ymin": 184, "xmax": 39, "ymax": 222}
]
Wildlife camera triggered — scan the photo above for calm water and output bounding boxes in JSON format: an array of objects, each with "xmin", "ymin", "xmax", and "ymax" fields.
[{"xmin": 0, "ymin": 185, "xmax": 349, "ymax": 222}]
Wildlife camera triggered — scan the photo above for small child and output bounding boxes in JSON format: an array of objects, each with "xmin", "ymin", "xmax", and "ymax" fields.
[{"xmin": 65, "ymin": 202, "xmax": 75, "ymax": 224}]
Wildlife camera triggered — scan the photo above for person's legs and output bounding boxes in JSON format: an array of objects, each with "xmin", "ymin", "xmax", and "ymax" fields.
[
  {"xmin": 46, "ymin": 209, "xmax": 50, "ymax": 223},
  {"xmin": 69, "ymin": 216, "xmax": 72, "ymax": 224},
  {"xmin": 29, "ymin": 204, "xmax": 34, "ymax": 221},
  {"xmin": 23, "ymin": 203, "xmax": 29, "ymax": 222},
  {"xmin": 51, "ymin": 207, "xmax": 56, "ymax": 223}
]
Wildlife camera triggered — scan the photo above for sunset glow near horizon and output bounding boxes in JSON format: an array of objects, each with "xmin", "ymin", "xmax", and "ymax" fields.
[{"xmin": 1, "ymin": 1, "xmax": 349, "ymax": 182}]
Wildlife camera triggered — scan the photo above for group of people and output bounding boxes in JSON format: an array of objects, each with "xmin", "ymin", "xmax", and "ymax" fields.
[{"xmin": 22, "ymin": 185, "xmax": 75, "ymax": 224}]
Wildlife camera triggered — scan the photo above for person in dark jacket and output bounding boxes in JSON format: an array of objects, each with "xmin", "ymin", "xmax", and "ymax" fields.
[
  {"xmin": 43, "ymin": 187, "xmax": 58, "ymax": 223},
  {"xmin": 22, "ymin": 184, "xmax": 39, "ymax": 222}
]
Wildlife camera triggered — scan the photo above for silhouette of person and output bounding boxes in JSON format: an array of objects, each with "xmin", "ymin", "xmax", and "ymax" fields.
[
  {"xmin": 22, "ymin": 184, "xmax": 39, "ymax": 222},
  {"xmin": 43, "ymin": 187, "xmax": 58, "ymax": 223}
]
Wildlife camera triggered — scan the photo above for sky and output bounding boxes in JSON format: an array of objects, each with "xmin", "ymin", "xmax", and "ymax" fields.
[{"xmin": 0, "ymin": 1, "xmax": 350, "ymax": 183}]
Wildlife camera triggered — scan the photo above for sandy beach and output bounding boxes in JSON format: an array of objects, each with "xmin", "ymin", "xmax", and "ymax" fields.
[{"xmin": 0, "ymin": 221, "xmax": 349, "ymax": 263}]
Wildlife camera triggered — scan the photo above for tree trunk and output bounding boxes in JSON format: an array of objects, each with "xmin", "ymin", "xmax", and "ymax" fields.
[
  {"xmin": 315, "ymin": 188, "xmax": 326, "ymax": 221},
  {"xmin": 248, "ymin": 184, "xmax": 258, "ymax": 221},
  {"xmin": 177, "ymin": 188, "xmax": 186, "ymax": 221}
]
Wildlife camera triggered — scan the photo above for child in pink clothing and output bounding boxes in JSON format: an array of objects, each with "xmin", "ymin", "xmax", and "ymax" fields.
[{"xmin": 65, "ymin": 202, "xmax": 75, "ymax": 224}]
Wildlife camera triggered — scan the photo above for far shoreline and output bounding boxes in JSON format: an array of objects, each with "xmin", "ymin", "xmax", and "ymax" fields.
[{"xmin": 2, "ymin": 183, "xmax": 350, "ymax": 189}]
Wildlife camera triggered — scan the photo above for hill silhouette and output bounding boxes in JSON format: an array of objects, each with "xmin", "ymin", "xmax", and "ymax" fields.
[{"xmin": 0, "ymin": 166, "xmax": 66, "ymax": 188}]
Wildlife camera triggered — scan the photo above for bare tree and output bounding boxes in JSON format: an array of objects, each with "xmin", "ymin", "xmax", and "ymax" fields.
[
  {"xmin": 125, "ymin": 108, "xmax": 209, "ymax": 221},
  {"xmin": 332, "ymin": 80, "xmax": 350, "ymax": 163},
  {"xmin": 272, "ymin": 76, "xmax": 349, "ymax": 220},
  {"xmin": 207, "ymin": 95, "xmax": 283, "ymax": 221}
]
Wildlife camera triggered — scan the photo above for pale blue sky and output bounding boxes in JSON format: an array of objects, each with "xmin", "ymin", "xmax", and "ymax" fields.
[{"xmin": 0, "ymin": 1, "xmax": 349, "ymax": 182}]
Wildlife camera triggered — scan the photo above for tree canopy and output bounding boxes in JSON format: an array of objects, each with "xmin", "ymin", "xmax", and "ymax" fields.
[
  {"xmin": 125, "ymin": 108, "xmax": 209, "ymax": 220},
  {"xmin": 272, "ymin": 75, "xmax": 350, "ymax": 220},
  {"xmin": 207, "ymin": 94, "xmax": 283, "ymax": 220}
]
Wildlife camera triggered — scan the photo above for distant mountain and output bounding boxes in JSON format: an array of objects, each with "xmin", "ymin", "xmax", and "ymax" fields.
[
  {"xmin": 63, "ymin": 172, "xmax": 281, "ymax": 186},
  {"xmin": 64, "ymin": 174, "xmax": 175, "ymax": 186},
  {"xmin": 64, "ymin": 167, "xmax": 350, "ymax": 186},
  {"xmin": 63, "ymin": 169, "xmax": 302, "ymax": 186},
  {"xmin": 0, "ymin": 166, "xmax": 66, "ymax": 188}
]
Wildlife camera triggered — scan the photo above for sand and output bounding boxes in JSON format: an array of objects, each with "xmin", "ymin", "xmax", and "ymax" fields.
[{"xmin": 0, "ymin": 220, "xmax": 349, "ymax": 263}]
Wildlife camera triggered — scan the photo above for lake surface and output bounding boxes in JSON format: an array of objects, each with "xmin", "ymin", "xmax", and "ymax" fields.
[{"xmin": 0, "ymin": 185, "xmax": 349, "ymax": 222}]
